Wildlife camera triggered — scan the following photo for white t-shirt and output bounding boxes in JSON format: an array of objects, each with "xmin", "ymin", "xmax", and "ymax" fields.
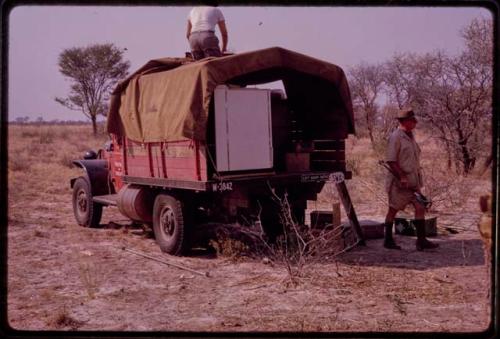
[{"xmin": 188, "ymin": 6, "xmax": 225, "ymax": 32}]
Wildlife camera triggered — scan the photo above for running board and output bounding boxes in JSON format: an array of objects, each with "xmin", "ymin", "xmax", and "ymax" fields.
[{"xmin": 93, "ymin": 194, "xmax": 118, "ymax": 206}]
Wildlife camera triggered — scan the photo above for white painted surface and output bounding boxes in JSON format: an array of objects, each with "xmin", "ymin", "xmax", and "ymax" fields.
[{"xmin": 214, "ymin": 85, "xmax": 273, "ymax": 172}]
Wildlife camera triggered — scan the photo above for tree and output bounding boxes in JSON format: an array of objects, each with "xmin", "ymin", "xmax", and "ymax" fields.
[
  {"xmin": 56, "ymin": 43, "xmax": 130, "ymax": 135},
  {"xmin": 348, "ymin": 62, "xmax": 384, "ymax": 146},
  {"xmin": 413, "ymin": 19, "xmax": 493, "ymax": 175},
  {"xmin": 348, "ymin": 17, "xmax": 492, "ymax": 175},
  {"xmin": 14, "ymin": 116, "xmax": 30, "ymax": 124},
  {"xmin": 384, "ymin": 53, "xmax": 417, "ymax": 109}
]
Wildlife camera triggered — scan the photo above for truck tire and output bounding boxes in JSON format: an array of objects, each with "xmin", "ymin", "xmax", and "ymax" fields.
[
  {"xmin": 153, "ymin": 194, "xmax": 188, "ymax": 255},
  {"xmin": 72, "ymin": 176, "xmax": 103, "ymax": 228}
]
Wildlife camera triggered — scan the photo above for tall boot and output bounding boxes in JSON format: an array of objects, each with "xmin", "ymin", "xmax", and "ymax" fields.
[
  {"xmin": 415, "ymin": 219, "xmax": 438, "ymax": 251},
  {"xmin": 384, "ymin": 222, "xmax": 401, "ymax": 250}
]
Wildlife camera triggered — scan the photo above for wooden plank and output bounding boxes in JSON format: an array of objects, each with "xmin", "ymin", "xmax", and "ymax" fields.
[{"xmin": 335, "ymin": 181, "xmax": 366, "ymax": 245}]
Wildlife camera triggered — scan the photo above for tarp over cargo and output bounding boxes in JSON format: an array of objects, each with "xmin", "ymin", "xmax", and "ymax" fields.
[{"xmin": 107, "ymin": 47, "xmax": 355, "ymax": 143}]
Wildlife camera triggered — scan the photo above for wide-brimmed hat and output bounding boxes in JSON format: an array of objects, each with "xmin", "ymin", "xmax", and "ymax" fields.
[{"xmin": 396, "ymin": 109, "xmax": 416, "ymax": 120}]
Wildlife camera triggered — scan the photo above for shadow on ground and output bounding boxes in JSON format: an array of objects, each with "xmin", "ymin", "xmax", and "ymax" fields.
[{"xmin": 337, "ymin": 236, "xmax": 486, "ymax": 270}]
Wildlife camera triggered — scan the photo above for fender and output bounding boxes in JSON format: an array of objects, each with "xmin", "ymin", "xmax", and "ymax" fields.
[{"xmin": 70, "ymin": 159, "xmax": 115, "ymax": 196}]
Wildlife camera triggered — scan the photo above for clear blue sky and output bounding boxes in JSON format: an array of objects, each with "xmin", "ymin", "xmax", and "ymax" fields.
[{"xmin": 8, "ymin": 5, "xmax": 491, "ymax": 122}]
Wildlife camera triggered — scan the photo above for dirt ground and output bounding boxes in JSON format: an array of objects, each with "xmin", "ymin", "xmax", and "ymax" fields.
[
  {"xmin": 7, "ymin": 182, "xmax": 492, "ymax": 334},
  {"xmin": 5, "ymin": 125, "xmax": 493, "ymax": 335}
]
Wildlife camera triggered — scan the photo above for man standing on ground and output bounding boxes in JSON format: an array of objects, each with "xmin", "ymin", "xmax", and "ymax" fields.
[
  {"xmin": 186, "ymin": 2, "xmax": 228, "ymax": 60},
  {"xmin": 383, "ymin": 109, "xmax": 438, "ymax": 251}
]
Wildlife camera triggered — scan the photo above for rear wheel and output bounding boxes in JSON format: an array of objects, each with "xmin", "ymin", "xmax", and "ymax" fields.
[
  {"xmin": 152, "ymin": 194, "xmax": 189, "ymax": 255},
  {"xmin": 72, "ymin": 177, "xmax": 103, "ymax": 227}
]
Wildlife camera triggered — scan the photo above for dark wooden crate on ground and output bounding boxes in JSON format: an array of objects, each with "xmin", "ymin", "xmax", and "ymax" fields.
[{"xmin": 394, "ymin": 217, "xmax": 437, "ymax": 237}]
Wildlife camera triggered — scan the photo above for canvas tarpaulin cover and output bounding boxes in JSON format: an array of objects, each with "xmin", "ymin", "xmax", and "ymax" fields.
[{"xmin": 106, "ymin": 47, "xmax": 354, "ymax": 143}]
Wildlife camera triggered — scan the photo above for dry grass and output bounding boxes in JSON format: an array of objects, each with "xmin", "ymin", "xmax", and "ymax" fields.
[
  {"xmin": 8, "ymin": 124, "xmax": 108, "ymax": 307},
  {"xmin": 6, "ymin": 123, "xmax": 492, "ymax": 332},
  {"xmin": 8, "ymin": 125, "xmax": 107, "ymax": 203}
]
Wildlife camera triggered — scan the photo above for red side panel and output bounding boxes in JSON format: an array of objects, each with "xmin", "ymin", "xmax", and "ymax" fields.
[{"xmin": 120, "ymin": 138, "xmax": 207, "ymax": 182}]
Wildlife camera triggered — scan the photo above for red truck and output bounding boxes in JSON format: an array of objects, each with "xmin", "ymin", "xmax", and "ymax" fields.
[{"xmin": 71, "ymin": 47, "xmax": 362, "ymax": 255}]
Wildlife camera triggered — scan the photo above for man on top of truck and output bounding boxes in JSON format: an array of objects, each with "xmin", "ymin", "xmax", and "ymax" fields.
[{"xmin": 186, "ymin": 2, "xmax": 228, "ymax": 60}]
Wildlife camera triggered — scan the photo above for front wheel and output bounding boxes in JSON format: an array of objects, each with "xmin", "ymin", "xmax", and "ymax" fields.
[
  {"xmin": 152, "ymin": 194, "xmax": 189, "ymax": 255},
  {"xmin": 72, "ymin": 176, "xmax": 103, "ymax": 228}
]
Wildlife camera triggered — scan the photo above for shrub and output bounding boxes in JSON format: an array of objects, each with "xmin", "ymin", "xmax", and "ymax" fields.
[
  {"xmin": 209, "ymin": 236, "xmax": 250, "ymax": 259},
  {"xmin": 257, "ymin": 190, "xmax": 359, "ymax": 285}
]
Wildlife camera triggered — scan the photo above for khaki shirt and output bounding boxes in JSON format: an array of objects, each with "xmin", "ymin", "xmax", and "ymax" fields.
[{"xmin": 385, "ymin": 128, "xmax": 423, "ymax": 191}]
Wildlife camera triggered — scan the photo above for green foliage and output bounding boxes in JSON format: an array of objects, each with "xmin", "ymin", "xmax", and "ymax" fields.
[{"xmin": 55, "ymin": 43, "xmax": 130, "ymax": 135}]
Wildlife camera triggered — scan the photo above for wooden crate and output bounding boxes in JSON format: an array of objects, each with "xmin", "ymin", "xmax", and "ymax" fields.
[
  {"xmin": 394, "ymin": 217, "xmax": 437, "ymax": 237},
  {"xmin": 306, "ymin": 202, "xmax": 341, "ymax": 228}
]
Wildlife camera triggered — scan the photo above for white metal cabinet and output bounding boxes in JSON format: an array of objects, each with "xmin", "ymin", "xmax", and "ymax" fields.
[{"xmin": 214, "ymin": 85, "xmax": 273, "ymax": 171}]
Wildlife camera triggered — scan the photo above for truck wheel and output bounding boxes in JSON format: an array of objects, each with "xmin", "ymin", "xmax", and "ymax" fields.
[
  {"xmin": 72, "ymin": 177, "xmax": 103, "ymax": 228},
  {"xmin": 153, "ymin": 194, "xmax": 188, "ymax": 255}
]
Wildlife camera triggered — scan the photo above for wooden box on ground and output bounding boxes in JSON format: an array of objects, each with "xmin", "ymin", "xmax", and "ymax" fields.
[
  {"xmin": 359, "ymin": 220, "xmax": 384, "ymax": 239},
  {"xmin": 306, "ymin": 203, "xmax": 341, "ymax": 228},
  {"xmin": 394, "ymin": 217, "xmax": 437, "ymax": 237},
  {"xmin": 339, "ymin": 220, "xmax": 384, "ymax": 239}
]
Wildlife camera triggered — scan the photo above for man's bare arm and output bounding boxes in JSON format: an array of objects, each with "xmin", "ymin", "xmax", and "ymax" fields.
[
  {"xmin": 186, "ymin": 21, "xmax": 192, "ymax": 40},
  {"xmin": 218, "ymin": 20, "xmax": 228, "ymax": 52},
  {"xmin": 387, "ymin": 161, "xmax": 409, "ymax": 187}
]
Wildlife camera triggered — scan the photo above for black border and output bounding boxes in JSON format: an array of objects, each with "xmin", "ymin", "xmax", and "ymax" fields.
[{"xmin": 0, "ymin": 0, "xmax": 498, "ymax": 338}]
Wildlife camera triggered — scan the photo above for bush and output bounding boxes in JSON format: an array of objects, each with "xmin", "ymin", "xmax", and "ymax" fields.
[
  {"xmin": 257, "ymin": 191, "xmax": 360, "ymax": 285},
  {"xmin": 209, "ymin": 236, "xmax": 250, "ymax": 259}
]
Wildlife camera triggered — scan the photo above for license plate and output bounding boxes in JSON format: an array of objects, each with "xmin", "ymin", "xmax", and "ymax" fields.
[{"xmin": 301, "ymin": 172, "xmax": 345, "ymax": 183}]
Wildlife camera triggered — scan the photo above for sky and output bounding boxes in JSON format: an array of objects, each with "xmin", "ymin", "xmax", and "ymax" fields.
[{"xmin": 7, "ymin": 5, "xmax": 491, "ymax": 122}]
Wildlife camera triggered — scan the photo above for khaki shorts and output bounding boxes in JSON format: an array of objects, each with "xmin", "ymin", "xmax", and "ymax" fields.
[
  {"xmin": 387, "ymin": 181, "xmax": 418, "ymax": 211},
  {"xmin": 189, "ymin": 31, "xmax": 221, "ymax": 60}
]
